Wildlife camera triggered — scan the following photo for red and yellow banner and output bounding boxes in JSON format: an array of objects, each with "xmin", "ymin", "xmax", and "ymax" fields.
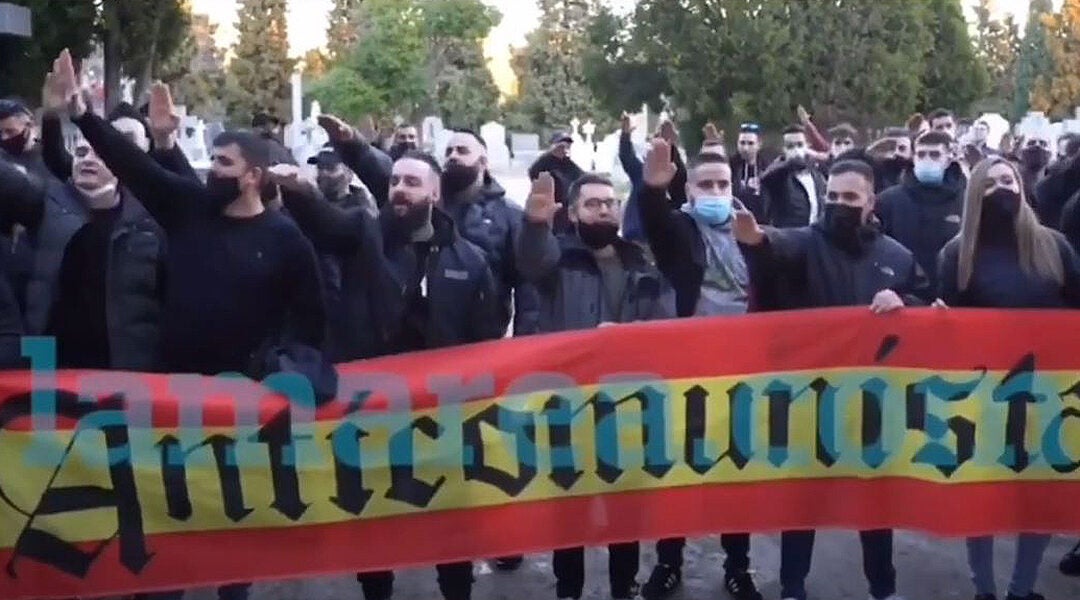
[{"xmin": 1, "ymin": 307, "xmax": 1080, "ymax": 599}]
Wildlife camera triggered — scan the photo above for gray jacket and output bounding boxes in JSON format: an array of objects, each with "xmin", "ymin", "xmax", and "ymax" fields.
[
  {"xmin": 24, "ymin": 181, "xmax": 165, "ymax": 370},
  {"xmin": 516, "ymin": 220, "xmax": 673, "ymax": 332}
]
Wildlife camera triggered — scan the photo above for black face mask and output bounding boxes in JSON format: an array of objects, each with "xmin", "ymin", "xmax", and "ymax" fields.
[
  {"xmin": 883, "ymin": 156, "xmax": 912, "ymax": 175},
  {"xmin": 441, "ymin": 162, "xmax": 481, "ymax": 199},
  {"xmin": 577, "ymin": 221, "xmax": 620, "ymax": 250},
  {"xmin": 205, "ymin": 172, "xmax": 241, "ymax": 212},
  {"xmin": 981, "ymin": 189, "xmax": 1021, "ymax": 235},
  {"xmin": 389, "ymin": 142, "xmax": 417, "ymax": 161},
  {"xmin": 822, "ymin": 203, "xmax": 867, "ymax": 254},
  {"xmin": 1020, "ymin": 147, "xmax": 1050, "ymax": 171},
  {"xmin": 0, "ymin": 129, "xmax": 29, "ymax": 156}
]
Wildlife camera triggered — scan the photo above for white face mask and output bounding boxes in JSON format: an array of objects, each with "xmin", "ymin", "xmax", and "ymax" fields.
[
  {"xmin": 75, "ymin": 181, "xmax": 118, "ymax": 205},
  {"xmin": 785, "ymin": 147, "xmax": 808, "ymax": 161}
]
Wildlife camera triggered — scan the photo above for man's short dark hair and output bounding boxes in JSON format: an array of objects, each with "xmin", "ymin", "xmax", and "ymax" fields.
[
  {"xmin": 687, "ymin": 152, "xmax": 730, "ymax": 171},
  {"xmin": 828, "ymin": 123, "xmax": 858, "ymax": 142},
  {"xmin": 782, "ymin": 124, "xmax": 806, "ymax": 136},
  {"xmin": 829, "ymin": 159, "xmax": 876, "ymax": 188},
  {"xmin": 251, "ymin": 112, "xmax": 281, "ymax": 128},
  {"xmin": 0, "ymin": 99, "xmax": 31, "ymax": 121},
  {"xmin": 568, "ymin": 172, "xmax": 614, "ymax": 206},
  {"xmin": 928, "ymin": 108, "xmax": 954, "ymax": 123},
  {"xmin": 1060, "ymin": 133, "xmax": 1080, "ymax": 157},
  {"xmin": 883, "ymin": 127, "xmax": 911, "ymax": 139},
  {"xmin": 916, "ymin": 131, "xmax": 954, "ymax": 147},
  {"xmin": 212, "ymin": 130, "xmax": 272, "ymax": 171},
  {"xmin": 453, "ymin": 128, "xmax": 487, "ymax": 149},
  {"xmin": 397, "ymin": 149, "xmax": 443, "ymax": 178}
]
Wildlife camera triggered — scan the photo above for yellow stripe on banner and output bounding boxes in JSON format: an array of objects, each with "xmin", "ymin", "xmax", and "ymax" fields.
[{"xmin": 2, "ymin": 368, "xmax": 1079, "ymax": 548}]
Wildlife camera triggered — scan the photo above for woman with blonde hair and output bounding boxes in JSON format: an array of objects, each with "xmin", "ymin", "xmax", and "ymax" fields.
[{"xmin": 937, "ymin": 156, "xmax": 1080, "ymax": 600}]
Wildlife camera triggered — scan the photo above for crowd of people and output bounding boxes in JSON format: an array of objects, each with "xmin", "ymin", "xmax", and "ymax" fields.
[{"xmin": 2, "ymin": 48, "xmax": 1080, "ymax": 600}]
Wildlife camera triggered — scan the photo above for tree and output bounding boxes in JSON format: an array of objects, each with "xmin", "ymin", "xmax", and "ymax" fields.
[
  {"xmin": 97, "ymin": 0, "xmax": 190, "ymax": 112},
  {"xmin": 158, "ymin": 12, "xmax": 230, "ymax": 120},
  {"xmin": 310, "ymin": 0, "xmax": 427, "ymax": 122},
  {"xmin": 580, "ymin": 5, "xmax": 669, "ymax": 121},
  {"xmin": 419, "ymin": 0, "xmax": 502, "ymax": 129},
  {"xmin": 1015, "ymin": 0, "xmax": 1055, "ymax": 118},
  {"xmin": 1032, "ymin": 0, "xmax": 1080, "ymax": 119},
  {"xmin": 973, "ymin": 0, "xmax": 1021, "ymax": 116},
  {"xmin": 0, "ymin": 0, "xmax": 97, "ymax": 103},
  {"xmin": 326, "ymin": 0, "xmax": 362, "ymax": 63},
  {"xmin": 509, "ymin": 0, "xmax": 606, "ymax": 133},
  {"xmin": 918, "ymin": 0, "xmax": 989, "ymax": 115},
  {"xmin": 227, "ymin": 0, "xmax": 296, "ymax": 124}
]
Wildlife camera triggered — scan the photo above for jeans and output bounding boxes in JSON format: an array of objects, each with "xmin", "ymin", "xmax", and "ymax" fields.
[
  {"xmin": 358, "ymin": 563, "xmax": 473, "ymax": 600},
  {"xmin": 136, "ymin": 584, "xmax": 250, "ymax": 600},
  {"xmin": 780, "ymin": 530, "xmax": 895, "ymax": 600},
  {"xmin": 655, "ymin": 533, "xmax": 751, "ymax": 573},
  {"xmin": 553, "ymin": 543, "xmax": 639, "ymax": 599},
  {"xmin": 967, "ymin": 533, "xmax": 1053, "ymax": 597}
]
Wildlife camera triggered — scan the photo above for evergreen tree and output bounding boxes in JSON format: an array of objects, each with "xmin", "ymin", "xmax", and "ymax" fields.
[
  {"xmin": 227, "ymin": 0, "xmax": 296, "ymax": 123},
  {"xmin": 918, "ymin": 0, "xmax": 989, "ymax": 115},
  {"xmin": 420, "ymin": 0, "xmax": 502, "ymax": 130},
  {"xmin": 159, "ymin": 12, "xmax": 229, "ymax": 120},
  {"xmin": 0, "ymin": 0, "xmax": 97, "ymax": 101},
  {"xmin": 509, "ymin": 0, "xmax": 606, "ymax": 133},
  {"xmin": 1033, "ymin": 0, "xmax": 1080, "ymax": 119},
  {"xmin": 973, "ymin": 0, "xmax": 1021, "ymax": 116},
  {"xmin": 326, "ymin": 0, "xmax": 362, "ymax": 63},
  {"xmin": 1015, "ymin": 0, "xmax": 1055, "ymax": 119}
]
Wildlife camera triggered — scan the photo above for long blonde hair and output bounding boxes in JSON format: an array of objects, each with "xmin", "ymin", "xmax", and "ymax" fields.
[{"xmin": 956, "ymin": 157, "xmax": 1064, "ymax": 291}]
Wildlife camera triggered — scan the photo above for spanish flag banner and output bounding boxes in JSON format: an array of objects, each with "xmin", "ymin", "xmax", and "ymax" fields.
[{"xmin": 1, "ymin": 308, "xmax": 1079, "ymax": 599}]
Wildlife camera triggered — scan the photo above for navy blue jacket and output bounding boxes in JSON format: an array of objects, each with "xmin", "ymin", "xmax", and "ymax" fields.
[{"xmin": 875, "ymin": 165, "xmax": 966, "ymax": 302}]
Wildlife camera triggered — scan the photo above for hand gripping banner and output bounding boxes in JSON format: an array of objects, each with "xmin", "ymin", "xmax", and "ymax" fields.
[{"xmin": 1, "ymin": 308, "xmax": 1080, "ymax": 599}]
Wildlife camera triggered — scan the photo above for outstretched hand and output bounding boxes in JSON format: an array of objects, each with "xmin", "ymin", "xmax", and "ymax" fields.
[
  {"xmin": 318, "ymin": 114, "xmax": 356, "ymax": 143},
  {"xmin": 148, "ymin": 82, "xmax": 181, "ymax": 148},
  {"xmin": 731, "ymin": 199, "xmax": 764, "ymax": 246},
  {"xmin": 643, "ymin": 138, "xmax": 677, "ymax": 189},
  {"xmin": 524, "ymin": 172, "xmax": 561, "ymax": 225}
]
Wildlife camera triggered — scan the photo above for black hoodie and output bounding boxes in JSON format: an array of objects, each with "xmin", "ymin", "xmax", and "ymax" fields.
[{"xmin": 875, "ymin": 163, "xmax": 966, "ymax": 301}]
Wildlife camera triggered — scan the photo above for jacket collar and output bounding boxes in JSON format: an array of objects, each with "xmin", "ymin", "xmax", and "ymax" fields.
[{"xmin": 560, "ymin": 232, "xmax": 650, "ymax": 272}]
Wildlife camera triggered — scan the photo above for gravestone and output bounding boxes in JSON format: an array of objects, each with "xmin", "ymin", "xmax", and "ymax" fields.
[
  {"xmin": 480, "ymin": 121, "xmax": 510, "ymax": 171},
  {"xmin": 569, "ymin": 117, "xmax": 595, "ymax": 172},
  {"xmin": 422, "ymin": 116, "xmax": 445, "ymax": 154},
  {"xmin": 595, "ymin": 131, "xmax": 623, "ymax": 180}
]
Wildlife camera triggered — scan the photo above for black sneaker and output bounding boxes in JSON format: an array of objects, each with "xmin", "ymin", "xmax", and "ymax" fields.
[
  {"xmin": 612, "ymin": 581, "xmax": 640, "ymax": 599},
  {"xmin": 1005, "ymin": 594, "xmax": 1045, "ymax": 600},
  {"xmin": 493, "ymin": 555, "xmax": 524, "ymax": 571},
  {"xmin": 724, "ymin": 571, "xmax": 763, "ymax": 600},
  {"xmin": 1062, "ymin": 541, "xmax": 1080, "ymax": 576},
  {"xmin": 641, "ymin": 563, "xmax": 681, "ymax": 600}
]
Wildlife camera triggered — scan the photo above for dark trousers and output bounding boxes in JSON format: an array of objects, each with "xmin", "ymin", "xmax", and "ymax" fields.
[
  {"xmin": 553, "ymin": 543, "xmax": 639, "ymax": 599},
  {"xmin": 136, "ymin": 584, "xmax": 250, "ymax": 600},
  {"xmin": 780, "ymin": 529, "xmax": 895, "ymax": 600},
  {"xmin": 655, "ymin": 533, "xmax": 751, "ymax": 573},
  {"xmin": 357, "ymin": 562, "xmax": 473, "ymax": 600}
]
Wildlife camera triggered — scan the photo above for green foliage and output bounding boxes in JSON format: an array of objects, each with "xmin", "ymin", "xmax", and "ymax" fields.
[
  {"xmin": 159, "ymin": 13, "xmax": 230, "ymax": 121},
  {"xmin": 973, "ymin": 0, "xmax": 1021, "ymax": 117},
  {"xmin": 326, "ymin": 0, "xmax": 362, "ymax": 64},
  {"xmin": 918, "ymin": 0, "xmax": 989, "ymax": 115},
  {"xmin": 580, "ymin": 5, "xmax": 669, "ymax": 120},
  {"xmin": 105, "ymin": 0, "xmax": 190, "ymax": 103},
  {"xmin": 1016, "ymin": 0, "xmax": 1056, "ymax": 119},
  {"xmin": 227, "ymin": 0, "xmax": 296, "ymax": 123},
  {"xmin": 0, "ymin": 0, "xmax": 97, "ymax": 102},
  {"xmin": 311, "ymin": 0, "xmax": 500, "ymax": 129}
]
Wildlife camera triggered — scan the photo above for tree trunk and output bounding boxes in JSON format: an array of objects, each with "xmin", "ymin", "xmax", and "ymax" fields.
[
  {"xmin": 133, "ymin": 12, "xmax": 164, "ymax": 106},
  {"xmin": 103, "ymin": 0, "xmax": 123, "ymax": 113}
]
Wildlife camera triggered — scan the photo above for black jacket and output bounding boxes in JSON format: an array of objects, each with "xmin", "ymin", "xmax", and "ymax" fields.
[
  {"xmin": 937, "ymin": 232, "xmax": 1080, "ymax": 308},
  {"xmin": 760, "ymin": 158, "xmax": 828, "ymax": 228},
  {"xmin": 331, "ymin": 137, "xmax": 393, "ymax": 211},
  {"xmin": 528, "ymin": 151, "xmax": 585, "ymax": 233},
  {"xmin": 0, "ymin": 161, "xmax": 165, "ymax": 370},
  {"xmin": 1036, "ymin": 151, "xmax": 1080, "ymax": 229},
  {"xmin": 443, "ymin": 176, "xmax": 540, "ymax": 336},
  {"xmin": 516, "ymin": 220, "xmax": 672, "ymax": 332},
  {"xmin": 743, "ymin": 223, "xmax": 929, "ymax": 310},
  {"xmin": 875, "ymin": 165, "xmax": 965, "ymax": 302},
  {"xmin": 730, "ymin": 153, "xmax": 769, "ymax": 222},
  {"xmin": 638, "ymin": 183, "xmax": 713, "ymax": 317},
  {"xmin": 1060, "ymin": 189, "xmax": 1080, "ymax": 255}
]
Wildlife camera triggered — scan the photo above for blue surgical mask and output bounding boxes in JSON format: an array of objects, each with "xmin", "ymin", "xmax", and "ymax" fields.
[
  {"xmin": 913, "ymin": 161, "xmax": 946, "ymax": 186},
  {"xmin": 687, "ymin": 195, "xmax": 733, "ymax": 225}
]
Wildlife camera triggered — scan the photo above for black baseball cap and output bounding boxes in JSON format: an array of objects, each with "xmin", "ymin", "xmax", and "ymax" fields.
[
  {"xmin": 550, "ymin": 131, "xmax": 573, "ymax": 145},
  {"xmin": 307, "ymin": 145, "xmax": 343, "ymax": 168}
]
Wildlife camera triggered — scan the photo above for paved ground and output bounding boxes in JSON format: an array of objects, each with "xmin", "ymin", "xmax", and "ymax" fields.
[{"xmin": 177, "ymin": 532, "xmax": 1080, "ymax": 599}]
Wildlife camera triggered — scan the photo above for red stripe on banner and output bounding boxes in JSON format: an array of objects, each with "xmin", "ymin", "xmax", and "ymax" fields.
[
  {"xmin": 3, "ymin": 308, "xmax": 1080, "ymax": 430},
  {"xmin": 3, "ymin": 478, "xmax": 1079, "ymax": 599}
]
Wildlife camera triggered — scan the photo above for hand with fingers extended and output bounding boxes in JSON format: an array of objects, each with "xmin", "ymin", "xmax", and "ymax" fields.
[
  {"xmin": 797, "ymin": 104, "xmax": 811, "ymax": 125},
  {"xmin": 731, "ymin": 199, "xmax": 765, "ymax": 246},
  {"xmin": 643, "ymin": 138, "xmax": 677, "ymax": 189},
  {"xmin": 525, "ymin": 172, "xmax": 561, "ymax": 226},
  {"xmin": 702, "ymin": 122, "xmax": 723, "ymax": 144},
  {"xmin": 317, "ymin": 114, "xmax": 356, "ymax": 143},
  {"xmin": 657, "ymin": 120, "xmax": 679, "ymax": 145},
  {"xmin": 49, "ymin": 49, "xmax": 84, "ymax": 118},
  {"xmin": 266, "ymin": 163, "xmax": 312, "ymax": 193},
  {"xmin": 148, "ymin": 82, "xmax": 181, "ymax": 149}
]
